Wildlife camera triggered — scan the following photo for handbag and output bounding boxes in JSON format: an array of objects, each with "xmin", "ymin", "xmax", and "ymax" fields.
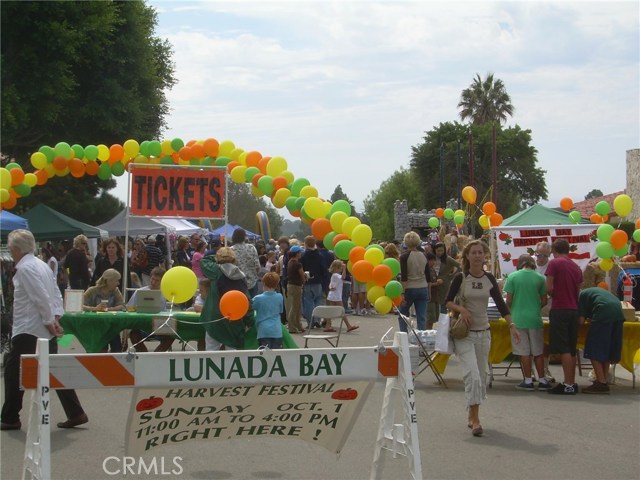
[
  {"xmin": 435, "ymin": 312, "xmax": 454, "ymax": 354},
  {"xmin": 449, "ymin": 273, "xmax": 470, "ymax": 340}
]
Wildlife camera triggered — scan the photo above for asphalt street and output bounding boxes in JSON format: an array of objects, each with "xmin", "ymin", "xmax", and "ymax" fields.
[{"xmin": 1, "ymin": 312, "xmax": 639, "ymax": 480}]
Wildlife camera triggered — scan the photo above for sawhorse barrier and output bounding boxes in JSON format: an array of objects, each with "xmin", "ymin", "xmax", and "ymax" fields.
[{"xmin": 21, "ymin": 332, "xmax": 422, "ymax": 479}]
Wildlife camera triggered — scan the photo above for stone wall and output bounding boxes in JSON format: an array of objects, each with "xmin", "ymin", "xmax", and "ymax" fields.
[
  {"xmin": 393, "ymin": 200, "xmax": 437, "ymax": 241},
  {"xmin": 627, "ymin": 149, "xmax": 640, "ymax": 221}
]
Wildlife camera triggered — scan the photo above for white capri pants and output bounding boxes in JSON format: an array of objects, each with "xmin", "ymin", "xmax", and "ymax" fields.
[{"xmin": 453, "ymin": 329, "xmax": 491, "ymax": 407}]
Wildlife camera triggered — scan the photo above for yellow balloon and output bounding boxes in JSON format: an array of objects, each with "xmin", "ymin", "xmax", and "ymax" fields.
[
  {"xmin": 478, "ymin": 214, "xmax": 490, "ymax": 229},
  {"xmin": 454, "ymin": 209, "xmax": 465, "ymax": 218},
  {"xmin": 346, "ymin": 259, "xmax": 354, "ymax": 273},
  {"xmin": 0, "ymin": 168, "xmax": 11, "ymax": 189},
  {"xmin": 160, "ymin": 266, "xmax": 198, "ymax": 304},
  {"xmin": 134, "ymin": 155, "xmax": 149, "ymax": 164},
  {"xmin": 230, "ymin": 147, "xmax": 244, "ymax": 161},
  {"xmin": 322, "ymin": 201, "xmax": 332, "ymax": 217},
  {"xmin": 330, "ymin": 211, "xmax": 348, "ymax": 233},
  {"xmin": 24, "ymin": 173, "xmax": 38, "ymax": 187},
  {"xmin": 219, "ymin": 140, "xmax": 236, "ymax": 157},
  {"xmin": 55, "ymin": 167, "xmax": 70, "ymax": 177},
  {"xmin": 273, "ymin": 188, "xmax": 291, "ymax": 209},
  {"xmin": 161, "ymin": 139, "xmax": 173, "ymax": 155},
  {"xmin": 251, "ymin": 185, "xmax": 263, "ymax": 197},
  {"xmin": 0, "ymin": 188, "xmax": 9, "ymax": 203},
  {"xmin": 304, "ymin": 197, "xmax": 324, "ymax": 219},
  {"xmin": 230, "ymin": 165, "xmax": 247, "ymax": 183},
  {"xmin": 123, "ymin": 139, "xmax": 140, "ymax": 158},
  {"xmin": 366, "ymin": 285, "xmax": 385, "ymax": 304},
  {"xmin": 266, "ymin": 156, "xmax": 288, "ymax": 177},
  {"xmin": 342, "ymin": 216, "xmax": 361, "ymax": 237},
  {"xmin": 351, "ymin": 224, "xmax": 373, "ymax": 247},
  {"xmin": 364, "ymin": 247, "xmax": 384, "ymax": 266},
  {"xmin": 44, "ymin": 164, "xmax": 55, "ymax": 177},
  {"xmin": 613, "ymin": 194, "xmax": 633, "ymax": 217},
  {"xmin": 599, "ymin": 258, "xmax": 613, "ymax": 272},
  {"xmin": 97, "ymin": 144, "xmax": 110, "ymax": 161},
  {"xmin": 299, "ymin": 185, "xmax": 318, "ymax": 199},
  {"xmin": 30, "ymin": 152, "xmax": 47, "ymax": 169},
  {"xmin": 462, "ymin": 186, "xmax": 477, "ymax": 204},
  {"xmin": 374, "ymin": 295, "xmax": 393, "ymax": 314},
  {"xmin": 237, "ymin": 151, "xmax": 248, "ymax": 166},
  {"xmin": 280, "ymin": 170, "xmax": 295, "ymax": 184}
]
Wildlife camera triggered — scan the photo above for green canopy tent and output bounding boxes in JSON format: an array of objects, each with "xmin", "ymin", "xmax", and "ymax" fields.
[
  {"xmin": 21, "ymin": 204, "xmax": 107, "ymax": 241},
  {"xmin": 501, "ymin": 203, "xmax": 591, "ymax": 226}
]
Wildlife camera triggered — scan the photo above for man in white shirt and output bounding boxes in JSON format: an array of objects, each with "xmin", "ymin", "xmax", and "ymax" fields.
[{"xmin": 1, "ymin": 230, "xmax": 87, "ymax": 430}]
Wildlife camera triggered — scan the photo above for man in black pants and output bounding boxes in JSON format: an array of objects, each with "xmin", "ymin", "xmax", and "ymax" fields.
[{"xmin": 1, "ymin": 229, "xmax": 87, "ymax": 431}]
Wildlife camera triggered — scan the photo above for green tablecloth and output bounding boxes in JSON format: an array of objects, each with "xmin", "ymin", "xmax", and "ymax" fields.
[{"xmin": 59, "ymin": 312, "xmax": 298, "ymax": 353}]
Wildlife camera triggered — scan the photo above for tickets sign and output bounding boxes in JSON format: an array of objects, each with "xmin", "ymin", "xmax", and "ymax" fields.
[{"xmin": 130, "ymin": 166, "xmax": 225, "ymax": 218}]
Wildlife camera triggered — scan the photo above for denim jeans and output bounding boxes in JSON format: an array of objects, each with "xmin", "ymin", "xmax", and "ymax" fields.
[
  {"xmin": 398, "ymin": 287, "xmax": 428, "ymax": 332},
  {"xmin": 303, "ymin": 283, "xmax": 324, "ymax": 325}
]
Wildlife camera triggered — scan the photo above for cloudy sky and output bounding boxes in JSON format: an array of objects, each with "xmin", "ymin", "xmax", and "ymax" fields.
[{"xmin": 114, "ymin": 0, "xmax": 639, "ymax": 216}]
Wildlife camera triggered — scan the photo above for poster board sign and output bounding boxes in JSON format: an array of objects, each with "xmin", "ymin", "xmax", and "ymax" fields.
[
  {"xmin": 126, "ymin": 381, "xmax": 373, "ymax": 456},
  {"xmin": 492, "ymin": 224, "xmax": 597, "ymax": 277},
  {"xmin": 63, "ymin": 289, "xmax": 84, "ymax": 313},
  {"xmin": 129, "ymin": 165, "xmax": 225, "ymax": 218}
]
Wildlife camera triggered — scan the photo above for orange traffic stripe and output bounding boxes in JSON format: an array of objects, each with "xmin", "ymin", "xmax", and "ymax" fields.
[{"xmin": 75, "ymin": 355, "xmax": 135, "ymax": 386}]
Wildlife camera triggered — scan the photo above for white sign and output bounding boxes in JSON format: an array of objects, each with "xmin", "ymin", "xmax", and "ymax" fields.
[
  {"xmin": 492, "ymin": 224, "xmax": 597, "ymax": 277},
  {"xmin": 133, "ymin": 347, "xmax": 380, "ymax": 387},
  {"xmin": 126, "ymin": 381, "xmax": 374, "ymax": 456}
]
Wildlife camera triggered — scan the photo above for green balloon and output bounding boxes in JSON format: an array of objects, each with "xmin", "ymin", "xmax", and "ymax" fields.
[
  {"xmin": 329, "ymin": 199, "xmax": 352, "ymax": 217},
  {"xmin": 214, "ymin": 156, "xmax": 229, "ymax": 166},
  {"xmin": 148, "ymin": 140, "xmax": 162, "ymax": 157},
  {"xmin": 54, "ymin": 142, "xmax": 72, "ymax": 159},
  {"xmin": 245, "ymin": 167, "xmax": 261, "ymax": 182},
  {"xmin": 634, "ymin": 229, "xmax": 640, "ymax": 243},
  {"xmin": 285, "ymin": 196, "xmax": 299, "ymax": 212},
  {"xmin": 334, "ymin": 240, "xmax": 355, "ymax": 260},
  {"xmin": 385, "ymin": 280, "xmax": 403, "ymax": 299},
  {"xmin": 454, "ymin": 214, "xmax": 465, "ymax": 225},
  {"xmin": 291, "ymin": 178, "xmax": 310, "ymax": 196},
  {"xmin": 84, "ymin": 145, "xmax": 98, "ymax": 161},
  {"xmin": 595, "ymin": 241, "xmax": 614, "ymax": 259},
  {"xmin": 444, "ymin": 208, "xmax": 454, "ymax": 220},
  {"xmin": 5, "ymin": 162, "xmax": 20, "ymax": 170},
  {"xmin": 323, "ymin": 231, "xmax": 337, "ymax": 250},
  {"xmin": 72, "ymin": 144, "xmax": 84, "ymax": 159},
  {"xmin": 568, "ymin": 211, "xmax": 582, "ymax": 224},
  {"xmin": 111, "ymin": 161, "xmax": 125, "ymax": 176},
  {"xmin": 139, "ymin": 141, "xmax": 151, "ymax": 157},
  {"xmin": 294, "ymin": 196, "xmax": 306, "ymax": 211},
  {"xmin": 160, "ymin": 155, "xmax": 174, "ymax": 164},
  {"xmin": 189, "ymin": 158, "xmax": 201, "ymax": 165},
  {"xmin": 614, "ymin": 244, "xmax": 629, "ymax": 257},
  {"xmin": 39, "ymin": 145, "xmax": 55, "ymax": 162},
  {"xmin": 382, "ymin": 258, "xmax": 401, "ymax": 277},
  {"xmin": 97, "ymin": 162, "xmax": 111, "ymax": 180},
  {"xmin": 594, "ymin": 201, "xmax": 610, "ymax": 216},
  {"xmin": 428, "ymin": 217, "xmax": 439, "ymax": 228},
  {"xmin": 597, "ymin": 224, "xmax": 614, "ymax": 242},
  {"xmin": 258, "ymin": 175, "xmax": 274, "ymax": 196},
  {"xmin": 13, "ymin": 183, "xmax": 31, "ymax": 197},
  {"xmin": 202, "ymin": 156, "xmax": 215, "ymax": 166},
  {"xmin": 171, "ymin": 138, "xmax": 184, "ymax": 152}
]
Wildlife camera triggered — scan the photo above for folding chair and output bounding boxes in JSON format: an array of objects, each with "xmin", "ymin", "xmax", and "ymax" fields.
[{"xmin": 303, "ymin": 305, "xmax": 345, "ymax": 348}]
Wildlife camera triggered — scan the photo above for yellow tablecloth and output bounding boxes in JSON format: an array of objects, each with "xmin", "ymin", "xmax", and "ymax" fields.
[{"xmin": 432, "ymin": 320, "xmax": 640, "ymax": 375}]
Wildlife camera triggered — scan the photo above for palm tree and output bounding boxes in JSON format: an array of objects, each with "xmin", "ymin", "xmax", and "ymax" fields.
[{"xmin": 458, "ymin": 73, "xmax": 514, "ymax": 125}]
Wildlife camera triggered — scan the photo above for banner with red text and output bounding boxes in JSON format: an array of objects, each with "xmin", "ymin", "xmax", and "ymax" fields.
[
  {"xmin": 130, "ymin": 165, "xmax": 225, "ymax": 218},
  {"xmin": 492, "ymin": 224, "xmax": 597, "ymax": 277}
]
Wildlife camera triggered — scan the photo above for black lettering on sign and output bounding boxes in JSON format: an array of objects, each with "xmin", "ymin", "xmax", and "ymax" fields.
[
  {"xmin": 154, "ymin": 176, "xmax": 167, "ymax": 210},
  {"xmin": 134, "ymin": 175, "xmax": 147, "ymax": 210},
  {"xmin": 183, "ymin": 177, "xmax": 195, "ymax": 211},
  {"xmin": 169, "ymin": 177, "xmax": 182, "ymax": 210},
  {"xmin": 209, "ymin": 177, "xmax": 221, "ymax": 212},
  {"xmin": 195, "ymin": 178, "xmax": 208, "ymax": 211}
]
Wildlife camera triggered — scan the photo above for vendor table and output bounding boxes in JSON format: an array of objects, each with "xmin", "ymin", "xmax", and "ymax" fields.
[
  {"xmin": 59, "ymin": 312, "xmax": 297, "ymax": 353},
  {"xmin": 431, "ymin": 319, "xmax": 640, "ymax": 380}
]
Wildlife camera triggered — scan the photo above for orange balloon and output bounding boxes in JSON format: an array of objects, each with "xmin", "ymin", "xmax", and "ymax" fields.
[
  {"xmin": 219, "ymin": 290, "xmax": 249, "ymax": 321},
  {"xmin": 333, "ymin": 233, "xmax": 349, "ymax": 246},
  {"xmin": 482, "ymin": 202, "xmax": 496, "ymax": 216},
  {"xmin": 272, "ymin": 176, "xmax": 288, "ymax": 191},
  {"xmin": 392, "ymin": 296, "xmax": 403, "ymax": 307},
  {"xmin": 258, "ymin": 156, "xmax": 271, "ymax": 174},
  {"xmin": 311, "ymin": 218, "xmax": 333, "ymax": 240},
  {"xmin": 597, "ymin": 282, "xmax": 609, "ymax": 290},
  {"xmin": 348, "ymin": 246, "xmax": 366, "ymax": 264},
  {"xmin": 590, "ymin": 213, "xmax": 602, "ymax": 224},
  {"xmin": 10, "ymin": 168, "xmax": 25, "ymax": 186},
  {"xmin": 179, "ymin": 146, "xmax": 193, "ymax": 161},
  {"xmin": 490, "ymin": 212, "xmax": 503, "ymax": 226},
  {"xmin": 251, "ymin": 173, "xmax": 264, "ymax": 188},
  {"xmin": 68, "ymin": 158, "xmax": 84, "ymax": 174},
  {"xmin": 352, "ymin": 260, "xmax": 374, "ymax": 283},
  {"xmin": 52, "ymin": 156, "xmax": 68, "ymax": 171},
  {"xmin": 245, "ymin": 151, "xmax": 262, "ymax": 168},
  {"xmin": 227, "ymin": 161, "xmax": 241, "ymax": 172},
  {"xmin": 602, "ymin": 214, "xmax": 609, "ymax": 223},
  {"xmin": 435, "ymin": 208, "xmax": 444, "ymax": 218},
  {"xmin": 203, "ymin": 138, "xmax": 219, "ymax": 157},
  {"xmin": 109, "ymin": 144, "xmax": 124, "ymax": 162},
  {"xmin": 372, "ymin": 264, "xmax": 392, "ymax": 287},
  {"xmin": 186, "ymin": 139, "xmax": 197, "ymax": 146},
  {"xmin": 190, "ymin": 143, "xmax": 205, "ymax": 159},
  {"xmin": 2, "ymin": 191, "xmax": 17, "ymax": 209},
  {"xmin": 34, "ymin": 169, "xmax": 49, "ymax": 185},
  {"xmin": 560, "ymin": 197, "xmax": 573, "ymax": 211},
  {"xmin": 85, "ymin": 161, "xmax": 100, "ymax": 176},
  {"xmin": 609, "ymin": 229, "xmax": 628, "ymax": 250}
]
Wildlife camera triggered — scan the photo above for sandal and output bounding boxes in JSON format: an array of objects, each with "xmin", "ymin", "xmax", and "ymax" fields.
[
  {"xmin": 471, "ymin": 426, "xmax": 483, "ymax": 437},
  {"xmin": 323, "ymin": 328, "xmax": 337, "ymax": 332},
  {"xmin": 347, "ymin": 325, "xmax": 360, "ymax": 332}
]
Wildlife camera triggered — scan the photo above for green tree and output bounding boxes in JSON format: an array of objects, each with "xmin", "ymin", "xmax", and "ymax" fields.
[
  {"xmin": 330, "ymin": 184, "xmax": 357, "ymax": 215},
  {"xmin": 226, "ymin": 182, "xmax": 283, "ymax": 240},
  {"xmin": 1, "ymin": 1, "xmax": 175, "ymax": 222},
  {"xmin": 458, "ymin": 73, "xmax": 514, "ymax": 125},
  {"xmin": 410, "ymin": 122, "xmax": 547, "ymax": 220},
  {"xmin": 585, "ymin": 189, "xmax": 604, "ymax": 200},
  {"xmin": 363, "ymin": 168, "xmax": 421, "ymax": 241}
]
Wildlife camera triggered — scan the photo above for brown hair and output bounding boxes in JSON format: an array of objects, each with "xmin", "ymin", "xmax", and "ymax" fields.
[
  {"xmin": 460, "ymin": 239, "xmax": 489, "ymax": 273},
  {"xmin": 516, "ymin": 254, "xmax": 536, "ymax": 270},
  {"xmin": 101, "ymin": 237, "xmax": 124, "ymax": 258},
  {"xmin": 262, "ymin": 272, "xmax": 280, "ymax": 289},
  {"xmin": 304, "ymin": 235, "xmax": 317, "ymax": 249}
]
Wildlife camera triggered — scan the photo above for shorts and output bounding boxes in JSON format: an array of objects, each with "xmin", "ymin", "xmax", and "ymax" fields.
[
  {"xmin": 352, "ymin": 280, "xmax": 367, "ymax": 294},
  {"xmin": 548, "ymin": 309, "xmax": 579, "ymax": 355},
  {"xmin": 511, "ymin": 328, "xmax": 544, "ymax": 357},
  {"xmin": 583, "ymin": 321, "xmax": 623, "ymax": 363}
]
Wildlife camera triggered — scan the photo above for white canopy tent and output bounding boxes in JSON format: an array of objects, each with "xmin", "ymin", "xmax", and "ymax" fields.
[
  {"xmin": 153, "ymin": 218, "xmax": 207, "ymax": 237},
  {"xmin": 97, "ymin": 208, "xmax": 169, "ymax": 237}
]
